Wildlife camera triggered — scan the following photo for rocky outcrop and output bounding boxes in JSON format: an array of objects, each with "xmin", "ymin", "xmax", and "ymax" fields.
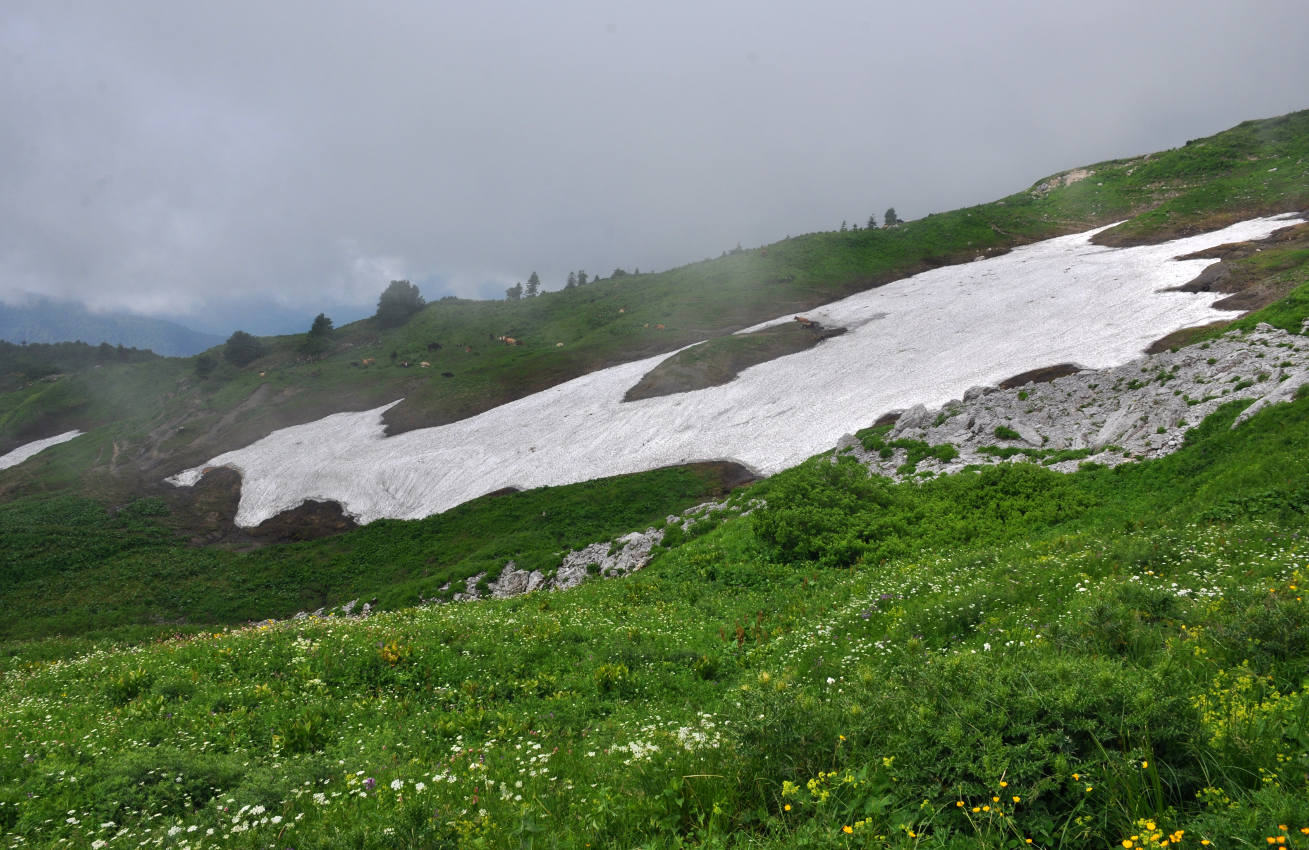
[
  {"xmin": 838, "ymin": 323, "xmax": 1309, "ymax": 479},
  {"xmin": 430, "ymin": 492, "xmax": 764, "ymax": 605}
]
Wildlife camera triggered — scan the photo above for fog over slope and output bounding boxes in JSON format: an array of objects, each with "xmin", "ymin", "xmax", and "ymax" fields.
[{"xmin": 166, "ymin": 216, "xmax": 1302, "ymax": 525}]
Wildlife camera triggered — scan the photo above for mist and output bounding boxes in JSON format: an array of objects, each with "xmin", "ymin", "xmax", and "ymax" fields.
[{"xmin": 2, "ymin": 0, "xmax": 1307, "ymax": 336}]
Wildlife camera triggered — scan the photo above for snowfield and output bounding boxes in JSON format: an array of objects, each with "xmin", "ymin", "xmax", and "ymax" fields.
[
  {"xmin": 0, "ymin": 430, "xmax": 81, "ymax": 471},
  {"xmin": 169, "ymin": 216, "xmax": 1304, "ymax": 526}
]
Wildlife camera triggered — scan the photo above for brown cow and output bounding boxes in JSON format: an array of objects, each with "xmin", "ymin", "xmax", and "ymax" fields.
[
  {"xmin": 419, "ymin": 361, "xmax": 430, "ymax": 368},
  {"xmin": 361, "ymin": 358, "xmax": 375, "ymax": 366}
]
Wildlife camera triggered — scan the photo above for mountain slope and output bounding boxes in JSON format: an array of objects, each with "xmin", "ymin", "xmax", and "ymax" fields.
[
  {"xmin": 0, "ymin": 299, "xmax": 222, "ymax": 356},
  {"xmin": 164, "ymin": 215, "xmax": 1303, "ymax": 526},
  {"xmin": 3, "ymin": 108, "xmax": 1309, "ymax": 850},
  {"xmin": 4, "ymin": 376, "xmax": 1309, "ymax": 848},
  {"xmin": 2, "ymin": 110, "xmax": 1307, "ymax": 519}
]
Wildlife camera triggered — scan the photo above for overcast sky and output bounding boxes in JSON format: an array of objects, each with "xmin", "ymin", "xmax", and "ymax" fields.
[{"xmin": 2, "ymin": 1, "xmax": 1307, "ymax": 335}]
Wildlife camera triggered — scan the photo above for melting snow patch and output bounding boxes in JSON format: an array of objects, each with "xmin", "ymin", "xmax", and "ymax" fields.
[
  {"xmin": 169, "ymin": 216, "xmax": 1304, "ymax": 526},
  {"xmin": 0, "ymin": 431, "xmax": 82, "ymax": 471}
]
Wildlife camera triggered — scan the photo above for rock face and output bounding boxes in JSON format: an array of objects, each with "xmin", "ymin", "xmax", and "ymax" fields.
[{"xmin": 838, "ymin": 324, "xmax": 1309, "ymax": 479}]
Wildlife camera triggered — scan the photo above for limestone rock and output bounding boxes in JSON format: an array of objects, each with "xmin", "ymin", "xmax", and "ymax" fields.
[{"xmin": 841, "ymin": 325, "xmax": 1309, "ymax": 481}]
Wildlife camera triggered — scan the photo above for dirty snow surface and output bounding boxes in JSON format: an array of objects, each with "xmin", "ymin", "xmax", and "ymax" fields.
[
  {"xmin": 0, "ymin": 431, "xmax": 81, "ymax": 471},
  {"xmin": 170, "ymin": 216, "xmax": 1304, "ymax": 526}
]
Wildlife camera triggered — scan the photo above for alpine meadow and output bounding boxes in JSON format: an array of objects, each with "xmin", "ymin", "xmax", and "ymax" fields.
[{"xmin": 3, "ymin": 109, "xmax": 1309, "ymax": 849}]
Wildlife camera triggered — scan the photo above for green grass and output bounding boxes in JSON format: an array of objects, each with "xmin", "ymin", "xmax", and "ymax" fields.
[
  {"xmin": 5, "ymin": 391, "xmax": 1309, "ymax": 847},
  {"xmin": 3, "ymin": 107, "xmax": 1309, "ymax": 849},
  {"xmin": 0, "ymin": 462, "xmax": 746, "ymax": 641}
]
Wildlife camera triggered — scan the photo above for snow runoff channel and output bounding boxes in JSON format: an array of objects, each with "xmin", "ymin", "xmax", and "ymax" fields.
[{"xmin": 170, "ymin": 215, "xmax": 1304, "ymax": 526}]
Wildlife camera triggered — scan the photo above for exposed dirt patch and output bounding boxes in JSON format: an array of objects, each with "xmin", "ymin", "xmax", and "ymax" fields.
[
  {"xmin": 623, "ymin": 321, "xmax": 846, "ymax": 402},
  {"xmin": 870, "ymin": 410, "xmax": 902, "ymax": 429},
  {"xmin": 1143, "ymin": 221, "xmax": 1309, "ymax": 351},
  {"xmin": 246, "ymin": 498, "xmax": 358, "ymax": 544},
  {"xmin": 998, "ymin": 363, "xmax": 1082, "ymax": 389},
  {"xmin": 1144, "ymin": 321, "xmax": 1235, "ymax": 354},
  {"xmin": 1172, "ymin": 221, "xmax": 1309, "ymax": 272},
  {"xmin": 1092, "ymin": 206, "xmax": 1309, "ymax": 248},
  {"xmin": 144, "ymin": 465, "xmax": 358, "ymax": 549},
  {"xmin": 689, "ymin": 459, "xmax": 760, "ymax": 494}
]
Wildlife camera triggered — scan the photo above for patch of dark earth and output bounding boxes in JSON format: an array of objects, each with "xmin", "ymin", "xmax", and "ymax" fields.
[
  {"xmin": 998, "ymin": 363, "xmax": 1083, "ymax": 388},
  {"xmin": 623, "ymin": 321, "xmax": 846, "ymax": 402}
]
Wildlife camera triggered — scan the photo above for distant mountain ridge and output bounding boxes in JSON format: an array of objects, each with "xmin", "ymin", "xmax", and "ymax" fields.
[{"xmin": 0, "ymin": 299, "xmax": 222, "ymax": 356}]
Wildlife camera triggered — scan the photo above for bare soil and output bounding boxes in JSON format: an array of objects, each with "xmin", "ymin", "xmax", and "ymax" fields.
[{"xmin": 623, "ymin": 322, "xmax": 846, "ymax": 402}]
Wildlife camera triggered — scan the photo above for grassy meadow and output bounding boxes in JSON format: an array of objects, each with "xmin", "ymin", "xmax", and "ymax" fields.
[
  {"xmin": 3, "ymin": 387, "xmax": 1309, "ymax": 847},
  {"xmin": 2, "ymin": 110, "xmax": 1309, "ymax": 848}
]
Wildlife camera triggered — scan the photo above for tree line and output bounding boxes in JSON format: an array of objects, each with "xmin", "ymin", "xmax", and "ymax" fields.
[{"xmin": 840, "ymin": 207, "xmax": 901, "ymax": 232}]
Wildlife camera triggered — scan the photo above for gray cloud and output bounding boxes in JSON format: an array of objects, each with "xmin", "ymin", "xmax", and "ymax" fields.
[{"xmin": 2, "ymin": 0, "xmax": 1307, "ymax": 334}]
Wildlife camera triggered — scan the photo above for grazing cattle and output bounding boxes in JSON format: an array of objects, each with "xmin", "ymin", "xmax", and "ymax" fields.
[
  {"xmin": 401, "ymin": 361, "xmax": 410, "ymax": 367},
  {"xmin": 258, "ymin": 371, "xmax": 266, "ymax": 377},
  {"xmin": 555, "ymin": 342, "xmax": 564, "ymax": 347},
  {"xmin": 426, "ymin": 342, "xmax": 442, "ymax": 351},
  {"xmin": 794, "ymin": 316, "xmax": 814, "ymax": 327},
  {"xmin": 655, "ymin": 323, "xmax": 665, "ymax": 330},
  {"xmin": 463, "ymin": 345, "xmax": 471, "ymax": 353},
  {"xmin": 419, "ymin": 361, "xmax": 430, "ymax": 368},
  {"xmin": 618, "ymin": 307, "xmax": 625, "ymax": 313},
  {"xmin": 504, "ymin": 337, "xmax": 518, "ymax": 346},
  {"xmin": 441, "ymin": 371, "xmax": 454, "ymax": 378},
  {"xmin": 349, "ymin": 361, "xmax": 359, "ymax": 367},
  {"xmin": 361, "ymin": 358, "xmax": 375, "ymax": 366}
]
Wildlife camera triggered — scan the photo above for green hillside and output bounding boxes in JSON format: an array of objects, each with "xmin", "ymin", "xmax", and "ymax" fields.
[
  {"xmin": 2, "ymin": 109, "xmax": 1309, "ymax": 848},
  {"xmin": 2, "ymin": 110, "xmax": 1307, "ymax": 508},
  {"xmin": 4, "ymin": 382, "xmax": 1309, "ymax": 848}
]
